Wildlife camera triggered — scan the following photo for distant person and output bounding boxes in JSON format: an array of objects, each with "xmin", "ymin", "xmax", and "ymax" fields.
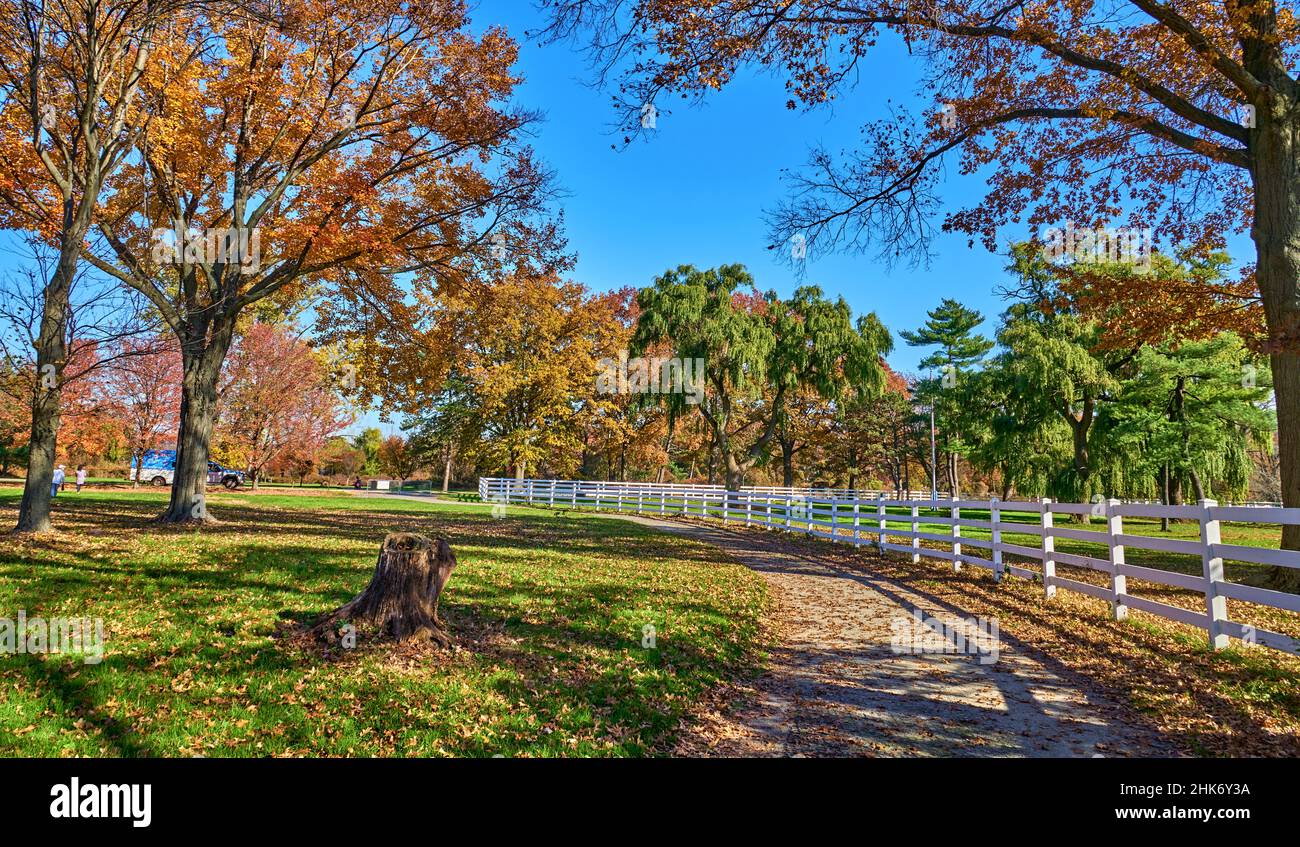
[
  {"xmin": 51, "ymin": 465, "xmax": 65, "ymax": 498},
  {"xmin": 75, "ymin": 465, "xmax": 87, "ymax": 492},
  {"xmin": 353, "ymin": 477, "xmax": 364, "ymax": 490}
]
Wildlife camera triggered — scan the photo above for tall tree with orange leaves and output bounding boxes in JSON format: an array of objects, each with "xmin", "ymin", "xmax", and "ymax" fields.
[
  {"xmin": 0, "ymin": 0, "xmax": 187, "ymax": 530},
  {"xmin": 80, "ymin": 0, "xmax": 554, "ymax": 522},
  {"xmin": 541, "ymin": 1, "xmax": 1300, "ymax": 545}
]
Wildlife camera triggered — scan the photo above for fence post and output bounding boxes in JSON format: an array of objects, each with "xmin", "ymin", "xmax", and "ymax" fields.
[
  {"xmin": 548, "ymin": 480, "xmax": 556, "ymax": 508},
  {"xmin": 990, "ymin": 497, "xmax": 1003, "ymax": 583},
  {"xmin": 1198, "ymin": 499, "xmax": 1229, "ymax": 649},
  {"xmin": 617, "ymin": 490, "xmax": 623, "ymax": 513},
  {"xmin": 831, "ymin": 500, "xmax": 839, "ymax": 542},
  {"xmin": 637, "ymin": 489, "xmax": 643, "ymax": 514},
  {"xmin": 785, "ymin": 496, "xmax": 793, "ymax": 532},
  {"xmin": 572, "ymin": 483, "xmax": 578, "ymax": 509},
  {"xmin": 660, "ymin": 490, "xmax": 666, "ymax": 516},
  {"xmin": 1105, "ymin": 498, "xmax": 1129, "ymax": 621},
  {"xmin": 910, "ymin": 504, "xmax": 921, "ymax": 563},
  {"xmin": 853, "ymin": 501, "xmax": 861, "ymax": 546},
  {"xmin": 1040, "ymin": 499, "xmax": 1056, "ymax": 597},
  {"xmin": 745, "ymin": 493, "xmax": 753, "ymax": 527},
  {"xmin": 877, "ymin": 496, "xmax": 887, "ymax": 551},
  {"xmin": 950, "ymin": 498, "xmax": 962, "ymax": 572},
  {"xmin": 595, "ymin": 484, "xmax": 602, "ymax": 512},
  {"xmin": 722, "ymin": 491, "xmax": 730, "ymax": 525}
]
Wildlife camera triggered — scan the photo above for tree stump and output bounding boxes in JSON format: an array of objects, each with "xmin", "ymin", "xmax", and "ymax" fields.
[{"xmin": 313, "ymin": 532, "xmax": 457, "ymax": 648}]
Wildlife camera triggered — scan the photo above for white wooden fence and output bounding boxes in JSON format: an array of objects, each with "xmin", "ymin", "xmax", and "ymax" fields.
[{"xmin": 479, "ymin": 477, "xmax": 1300, "ymax": 656}]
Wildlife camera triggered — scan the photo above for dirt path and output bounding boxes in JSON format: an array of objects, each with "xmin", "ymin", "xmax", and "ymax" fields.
[{"xmin": 621, "ymin": 515, "xmax": 1170, "ymax": 758}]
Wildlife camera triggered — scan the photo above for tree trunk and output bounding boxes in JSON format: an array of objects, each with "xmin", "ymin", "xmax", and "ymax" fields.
[
  {"xmin": 15, "ymin": 245, "xmax": 78, "ymax": 533},
  {"xmin": 1160, "ymin": 463, "xmax": 1171, "ymax": 532},
  {"xmin": 311, "ymin": 532, "xmax": 457, "ymax": 647},
  {"xmin": 160, "ymin": 321, "xmax": 235, "ymax": 523},
  {"xmin": 442, "ymin": 447, "xmax": 452, "ymax": 493},
  {"xmin": 1254, "ymin": 86, "xmax": 1300, "ymax": 590},
  {"xmin": 781, "ymin": 438, "xmax": 796, "ymax": 487}
]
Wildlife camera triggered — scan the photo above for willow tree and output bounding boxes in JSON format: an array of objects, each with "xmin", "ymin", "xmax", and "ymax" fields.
[
  {"xmin": 0, "ymin": 0, "xmax": 186, "ymax": 531},
  {"xmin": 83, "ymin": 0, "xmax": 550, "ymax": 522},
  {"xmin": 542, "ymin": 0, "xmax": 1300, "ymax": 543},
  {"xmin": 631, "ymin": 264, "xmax": 889, "ymax": 490}
]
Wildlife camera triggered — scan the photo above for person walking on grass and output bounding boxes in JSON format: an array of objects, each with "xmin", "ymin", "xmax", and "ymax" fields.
[
  {"xmin": 75, "ymin": 465, "xmax": 87, "ymax": 492},
  {"xmin": 51, "ymin": 465, "xmax": 65, "ymax": 498}
]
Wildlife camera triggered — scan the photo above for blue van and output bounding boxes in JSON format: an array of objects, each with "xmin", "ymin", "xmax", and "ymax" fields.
[{"xmin": 130, "ymin": 450, "xmax": 245, "ymax": 489}]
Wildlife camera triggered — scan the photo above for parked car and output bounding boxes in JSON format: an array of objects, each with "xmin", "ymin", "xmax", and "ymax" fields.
[
  {"xmin": 207, "ymin": 461, "xmax": 245, "ymax": 489},
  {"xmin": 130, "ymin": 451, "xmax": 245, "ymax": 489}
]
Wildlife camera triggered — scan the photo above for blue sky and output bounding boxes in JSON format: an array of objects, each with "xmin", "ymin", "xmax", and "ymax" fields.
[{"xmin": 493, "ymin": 4, "xmax": 1010, "ymax": 372}]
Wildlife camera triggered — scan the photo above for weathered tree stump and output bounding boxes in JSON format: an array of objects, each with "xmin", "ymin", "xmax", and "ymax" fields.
[{"xmin": 312, "ymin": 532, "xmax": 457, "ymax": 648}]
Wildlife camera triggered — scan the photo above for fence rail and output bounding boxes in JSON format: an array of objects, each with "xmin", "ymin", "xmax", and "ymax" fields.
[{"xmin": 478, "ymin": 477, "xmax": 1300, "ymax": 656}]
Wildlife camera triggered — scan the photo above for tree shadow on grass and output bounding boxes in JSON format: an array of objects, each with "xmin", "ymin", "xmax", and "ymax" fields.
[{"xmin": 1, "ymin": 498, "xmax": 766, "ymax": 757}]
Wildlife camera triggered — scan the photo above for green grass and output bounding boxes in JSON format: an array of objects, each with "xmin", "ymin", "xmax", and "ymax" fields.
[{"xmin": 0, "ymin": 489, "xmax": 769, "ymax": 757}]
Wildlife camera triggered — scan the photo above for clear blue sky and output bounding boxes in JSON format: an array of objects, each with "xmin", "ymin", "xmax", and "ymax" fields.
[{"xmin": 493, "ymin": 3, "xmax": 1009, "ymax": 374}]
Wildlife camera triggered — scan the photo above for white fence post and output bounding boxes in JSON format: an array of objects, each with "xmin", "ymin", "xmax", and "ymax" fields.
[
  {"xmin": 990, "ymin": 497, "xmax": 1003, "ymax": 583},
  {"xmin": 910, "ymin": 505, "xmax": 921, "ymax": 563},
  {"xmin": 852, "ymin": 501, "xmax": 861, "ymax": 546},
  {"xmin": 877, "ymin": 496, "xmax": 887, "ymax": 551},
  {"xmin": 617, "ymin": 490, "xmax": 623, "ymax": 513},
  {"xmin": 637, "ymin": 489, "xmax": 643, "ymax": 514},
  {"xmin": 950, "ymin": 499, "xmax": 962, "ymax": 572},
  {"xmin": 1041, "ymin": 498, "xmax": 1056, "ymax": 598},
  {"xmin": 745, "ymin": 494, "xmax": 753, "ymax": 527},
  {"xmin": 831, "ymin": 500, "xmax": 839, "ymax": 542},
  {"xmin": 722, "ymin": 491, "xmax": 730, "ymax": 525},
  {"xmin": 1198, "ymin": 499, "xmax": 1229, "ymax": 649},
  {"xmin": 549, "ymin": 480, "xmax": 556, "ymax": 508},
  {"xmin": 1105, "ymin": 498, "xmax": 1129, "ymax": 621},
  {"xmin": 785, "ymin": 496, "xmax": 793, "ymax": 532}
]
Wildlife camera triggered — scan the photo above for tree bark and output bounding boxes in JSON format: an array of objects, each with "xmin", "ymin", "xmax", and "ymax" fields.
[
  {"xmin": 1253, "ymin": 84, "xmax": 1300, "ymax": 590},
  {"xmin": 442, "ymin": 446, "xmax": 452, "ymax": 493},
  {"xmin": 15, "ymin": 244, "xmax": 78, "ymax": 533},
  {"xmin": 312, "ymin": 532, "xmax": 457, "ymax": 647},
  {"xmin": 160, "ymin": 318, "xmax": 236, "ymax": 523},
  {"xmin": 780, "ymin": 436, "xmax": 796, "ymax": 487}
]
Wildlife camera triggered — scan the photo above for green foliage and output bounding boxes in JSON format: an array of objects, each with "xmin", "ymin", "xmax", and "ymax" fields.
[
  {"xmin": 352, "ymin": 427, "xmax": 383, "ymax": 475},
  {"xmin": 630, "ymin": 264, "xmax": 890, "ymax": 485}
]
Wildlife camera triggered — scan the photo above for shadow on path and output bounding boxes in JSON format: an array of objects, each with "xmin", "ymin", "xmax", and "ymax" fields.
[{"xmin": 619, "ymin": 515, "xmax": 1174, "ymax": 758}]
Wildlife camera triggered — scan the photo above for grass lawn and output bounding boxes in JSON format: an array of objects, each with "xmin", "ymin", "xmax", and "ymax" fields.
[{"xmin": 0, "ymin": 489, "xmax": 769, "ymax": 757}]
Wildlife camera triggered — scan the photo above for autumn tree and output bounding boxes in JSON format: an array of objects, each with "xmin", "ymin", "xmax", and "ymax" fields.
[
  {"xmin": 0, "ymin": 244, "xmax": 155, "ymax": 484},
  {"xmin": 377, "ymin": 434, "xmax": 419, "ymax": 488},
  {"xmin": 631, "ymin": 264, "xmax": 889, "ymax": 489},
  {"xmin": 100, "ymin": 335, "xmax": 182, "ymax": 486},
  {"xmin": 542, "ymin": 0, "xmax": 1300, "ymax": 545},
  {"xmin": 214, "ymin": 322, "xmax": 350, "ymax": 489},
  {"xmin": 0, "ymin": 0, "xmax": 191, "ymax": 530},
  {"xmin": 83, "ymin": 0, "xmax": 552, "ymax": 522}
]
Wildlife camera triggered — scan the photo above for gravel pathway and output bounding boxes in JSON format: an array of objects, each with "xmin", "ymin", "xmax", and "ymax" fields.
[{"xmin": 621, "ymin": 515, "xmax": 1170, "ymax": 758}]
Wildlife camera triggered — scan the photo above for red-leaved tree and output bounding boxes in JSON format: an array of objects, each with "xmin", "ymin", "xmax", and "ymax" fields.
[{"xmin": 216, "ymin": 323, "xmax": 352, "ymax": 489}]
